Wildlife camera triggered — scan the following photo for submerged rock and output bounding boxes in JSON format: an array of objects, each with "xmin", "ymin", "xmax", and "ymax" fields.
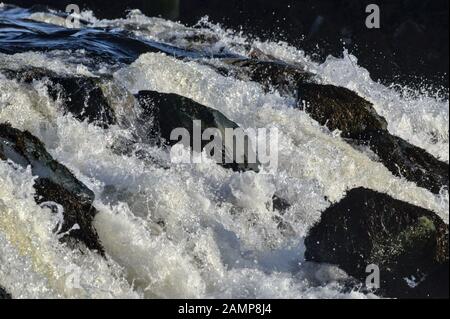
[
  {"xmin": 297, "ymin": 83, "xmax": 388, "ymax": 139},
  {"xmin": 365, "ymin": 132, "xmax": 449, "ymax": 195},
  {"xmin": 218, "ymin": 57, "xmax": 313, "ymax": 96},
  {"xmin": 1, "ymin": 67, "xmax": 117, "ymax": 128},
  {"xmin": 304, "ymin": 187, "xmax": 449, "ymax": 298},
  {"xmin": 1, "ymin": 67, "xmax": 59, "ymax": 83},
  {"xmin": 47, "ymin": 77, "xmax": 117, "ymax": 128},
  {"xmin": 0, "ymin": 123, "xmax": 104, "ymax": 254},
  {"xmin": 136, "ymin": 91, "xmax": 293, "ymax": 217},
  {"xmin": 296, "ymin": 83, "xmax": 449, "ymax": 194},
  {"xmin": 136, "ymin": 90, "xmax": 260, "ymax": 173},
  {"xmin": 0, "ymin": 286, "xmax": 11, "ymax": 299}
]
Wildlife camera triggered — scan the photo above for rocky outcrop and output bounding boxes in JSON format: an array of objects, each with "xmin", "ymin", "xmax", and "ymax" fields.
[
  {"xmin": 221, "ymin": 57, "xmax": 313, "ymax": 96},
  {"xmin": 0, "ymin": 286, "xmax": 11, "ymax": 299},
  {"xmin": 1, "ymin": 68, "xmax": 117, "ymax": 128},
  {"xmin": 135, "ymin": 91, "xmax": 293, "ymax": 215},
  {"xmin": 305, "ymin": 187, "xmax": 449, "ymax": 298},
  {"xmin": 218, "ymin": 57, "xmax": 448, "ymax": 194},
  {"xmin": 46, "ymin": 77, "xmax": 116, "ymax": 128},
  {"xmin": 296, "ymin": 83, "xmax": 449, "ymax": 194},
  {"xmin": 136, "ymin": 90, "xmax": 260, "ymax": 173},
  {"xmin": 297, "ymin": 83, "xmax": 388, "ymax": 139},
  {"xmin": 365, "ymin": 132, "xmax": 449, "ymax": 195},
  {"xmin": 0, "ymin": 123, "xmax": 104, "ymax": 254}
]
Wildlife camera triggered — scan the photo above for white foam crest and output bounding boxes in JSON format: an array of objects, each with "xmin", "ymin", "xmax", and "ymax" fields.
[
  {"xmin": 29, "ymin": 10, "xmax": 98, "ymax": 27},
  {"xmin": 0, "ymin": 52, "xmax": 97, "ymax": 77},
  {"xmin": 28, "ymin": 12, "xmax": 69, "ymax": 27}
]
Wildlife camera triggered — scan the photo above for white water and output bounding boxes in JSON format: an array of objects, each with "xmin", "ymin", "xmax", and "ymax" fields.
[{"xmin": 0, "ymin": 8, "xmax": 448, "ymax": 299}]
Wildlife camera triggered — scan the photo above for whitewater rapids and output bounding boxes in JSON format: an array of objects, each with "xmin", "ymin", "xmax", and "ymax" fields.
[{"xmin": 0, "ymin": 6, "xmax": 448, "ymax": 299}]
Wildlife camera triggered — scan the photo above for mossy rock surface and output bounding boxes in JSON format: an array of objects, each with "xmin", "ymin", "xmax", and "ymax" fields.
[{"xmin": 305, "ymin": 187, "xmax": 449, "ymax": 298}]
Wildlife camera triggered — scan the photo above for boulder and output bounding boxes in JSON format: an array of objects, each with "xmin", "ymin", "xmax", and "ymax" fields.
[
  {"xmin": 211, "ymin": 58, "xmax": 448, "ymax": 193},
  {"xmin": 365, "ymin": 132, "xmax": 449, "ymax": 195},
  {"xmin": 304, "ymin": 187, "xmax": 449, "ymax": 298},
  {"xmin": 296, "ymin": 83, "xmax": 449, "ymax": 194},
  {"xmin": 136, "ymin": 91, "xmax": 293, "ymax": 219},
  {"xmin": 1, "ymin": 68, "xmax": 116, "ymax": 128},
  {"xmin": 1, "ymin": 67, "xmax": 59, "ymax": 83},
  {"xmin": 0, "ymin": 123, "xmax": 104, "ymax": 254},
  {"xmin": 219, "ymin": 57, "xmax": 313, "ymax": 96},
  {"xmin": 136, "ymin": 90, "xmax": 260, "ymax": 173},
  {"xmin": 46, "ymin": 77, "xmax": 117, "ymax": 128},
  {"xmin": 297, "ymin": 83, "xmax": 388, "ymax": 139}
]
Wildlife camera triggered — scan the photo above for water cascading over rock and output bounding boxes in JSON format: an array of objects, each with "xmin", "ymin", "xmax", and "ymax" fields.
[
  {"xmin": 0, "ymin": 123, "xmax": 104, "ymax": 254},
  {"xmin": 1, "ymin": 67, "xmax": 117, "ymax": 128},
  {"xmin": 304, "ymin": 187, "xmax": 449, "ymax": 298},
  {"xmin": 217, "ymin": 57, "xmax": 449, "ymax": 194},
  {"xmin": 136, "ymin": 90, "xmax": 261, "ymax": 173}
]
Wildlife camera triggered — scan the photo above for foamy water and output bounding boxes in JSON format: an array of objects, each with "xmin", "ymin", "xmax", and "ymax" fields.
[{"xmin": 0, "ymin": 7, "xmax": 448, "ymax": 299}]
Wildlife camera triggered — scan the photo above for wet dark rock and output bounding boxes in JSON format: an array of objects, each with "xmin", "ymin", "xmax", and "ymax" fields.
[
  {"xmin": 0, "ymin": 286, "xmax": 11, "ymax": 299},
  {"xmin": 220, "ymin": 58, "xmax": 313, "ymax": 96},
  {"xmin": 1, "ymin": 67, "xmax": 117, "ymax": 128},
  {"xmin": 296, "ymin": 83, "xmax": 449, "ymax": 194},
  {"xmin": 47, "ymin": 77, "xmax": 117, "ymax": 128},
  {"xmin": 410, "ymin": 260, "xmax": 449, "ymax": 299},
  {"xmin": 0, "ymin": 67, "xmax": 59, "ymax": 83},
  {"xmin": 269, "ymin": 195, "xmax": 293, "ymax": 235},
  {"xmin": 136, "ymin": 90, "xmax": 260, "ymax": 173},
  {"xmin": 215, "ymin": 56, "xmax": 448, "ymax": 193},
  {"xmin": 212, "ymin": 55, "xmax": 448, "ymax": 193},
  {"xmin": 297, "ymin": 83, "xmax": 388, "ymax": 139},
  {"xmin": 0, "ymin": 123, "xmax": 104, "ymax": 254},
  {"xmin": 364, "ymin": 132, "xmax": 449, "ymax": 195},
  {"xmin": 305, "ymin": 187, "xmax": 449, "ymax": 299}
]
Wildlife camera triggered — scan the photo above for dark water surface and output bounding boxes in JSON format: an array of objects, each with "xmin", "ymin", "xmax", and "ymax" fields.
[
  {"xmin": 0, "ymin": 5, "xmax": 241, "ymax": 64},
  {"xmin": 4, "ymin": 0, "xmax": 449, "ymax": 90}
]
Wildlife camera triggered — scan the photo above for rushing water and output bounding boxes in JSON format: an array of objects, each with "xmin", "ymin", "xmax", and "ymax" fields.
[{"xmin": 0, "ymin": 4, "xmax": 448, "ymax": 299}]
